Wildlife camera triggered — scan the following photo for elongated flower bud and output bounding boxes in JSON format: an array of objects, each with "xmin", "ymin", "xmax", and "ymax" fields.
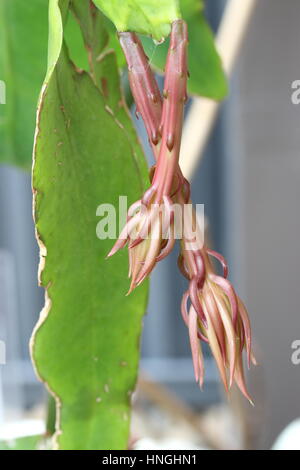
[
  {"xmin": 119, "ymin": 27, "xmax": 189, "ymax": 197},
  {"xmin": 109, "ymin": 20, "xmax": 256, "ymax": 403},
  {"xmin": 109, "ymin": 21, "xmax": 189, "ymax": 290},
  {"xmin": 178, "ymin": 198, "xmax": 256, "ymax": 403},
  {"xmin": 118, "ymin": 32, "xmax": 163, "ymax": 146},
  {"xmin": 151, "ymin": 20, "xmax": 188, "ymax": 199}
]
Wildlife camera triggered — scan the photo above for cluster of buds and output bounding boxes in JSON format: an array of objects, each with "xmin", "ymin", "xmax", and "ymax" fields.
[
  {"xmin": 108, "ymin": 21, "xmax": 189, "ymax": 292},
  {"xmin": 108, "ymin": 20, "xmax": 256, "ymax": 402},
  {"xmin": 178, "ymin": 208, "xmax": 256, "ymax": 401}
]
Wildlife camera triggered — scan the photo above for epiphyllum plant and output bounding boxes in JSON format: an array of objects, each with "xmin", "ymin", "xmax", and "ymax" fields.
[
  {"xmin": 2, "ymin": 0, "xmax": 257, "ymax": 451},
  {"xmin": 109, "ymin": 20, "xmax": 256, "ymax": 402}
]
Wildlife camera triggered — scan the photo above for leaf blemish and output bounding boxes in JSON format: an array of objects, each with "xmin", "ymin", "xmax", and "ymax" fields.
[
  {"xmin": 115, "ymin": 119, "xmax": 124, "ymax": 130},
  {"xmin": 101, "ymin": 77, "xmax": 109, "ymax": 98},
  {"xmin": 105, "ymin": 105, "xmax": 114, "ymax": 116}
]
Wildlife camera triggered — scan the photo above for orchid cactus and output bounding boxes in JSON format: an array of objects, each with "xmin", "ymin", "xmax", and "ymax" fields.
[
  {"xmin": 2, "ymin": 0, "xmax": 258, "ymax": 451},
  {"xmin": 109, "ymin": 19, "xmax": 256, "ymax": 403}
]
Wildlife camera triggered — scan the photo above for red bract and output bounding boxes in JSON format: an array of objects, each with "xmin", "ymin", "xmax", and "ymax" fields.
[{"xmin": 108, "ymin": 20, "xmax": 256, "ymax": 403}]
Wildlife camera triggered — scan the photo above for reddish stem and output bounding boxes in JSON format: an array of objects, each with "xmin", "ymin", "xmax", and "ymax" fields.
[
  {"xmin": 151, "ymin": 20, "xmax": 188, "ymax": 200},
  {"xmin": 118, "ymin": 32, "xmax": 163, "ymax": 146}
]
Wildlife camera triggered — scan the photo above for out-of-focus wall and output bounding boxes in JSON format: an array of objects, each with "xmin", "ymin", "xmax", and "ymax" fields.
[{"xmin": 233, "ymin": 0, "xmax": 300, "ymax": 449}]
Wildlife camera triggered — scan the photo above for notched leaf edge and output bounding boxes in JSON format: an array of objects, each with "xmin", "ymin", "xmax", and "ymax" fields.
[{"xmin": 29, "ymin": 82, "xmax": 63, "ymax": 450}]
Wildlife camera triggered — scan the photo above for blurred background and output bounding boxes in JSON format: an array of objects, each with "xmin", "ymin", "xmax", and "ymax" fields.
[{"xmin": 0, "ymin": 0, "xmax": 300, "ymax": 450}]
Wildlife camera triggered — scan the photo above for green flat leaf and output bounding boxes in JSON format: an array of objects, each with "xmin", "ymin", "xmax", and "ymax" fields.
[
  {"xmin": 46, "ymin": 0, "xmax": 68, "ymax": 83},
  {"xmin": 0, "ymin": 0, "xmax": 48, "ymax": 168},
  {"xmin": 142, "ymin": 0, "xmax": 228, "ymax": 100},
  {"xmin": 71, "ymin": 0, "xmax": 147, "ymax": 187},
  {"xmin": 93, "ymin": 0, "xmax": 181, "ymax": 40},
  {"xmin": 31, "ymin": 1, "xmax": 148, "ymax": 450},
  {"xmin": 0, "ymin": 0, "xmax": 99, "ymax": 169},
  {"xmin": 70, "ymin": 0, "xmax": 146, "ymax": 185},
  {"xmin": 101, "ymin": 16, "xmax": 126, "ymax": 69},
  {"xmin": 63, "ymin": 6, "xmax": 90, "ymax": 72},
  {"xmin": 68, "ymin": 2, "xmax": 125, "ymax": 70},
  {"xmin": 69, "ymin": 0, "xmax": 108, "ymax": 73}
]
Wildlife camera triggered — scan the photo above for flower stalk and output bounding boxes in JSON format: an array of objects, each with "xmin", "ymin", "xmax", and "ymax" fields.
[
  {"xmin": 108, "ymin": 20, "xmax": 189, "ymax": 292},
  {"xmin": 109, "ymin": 20, "xmax": 256, "ymax": 403}
]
